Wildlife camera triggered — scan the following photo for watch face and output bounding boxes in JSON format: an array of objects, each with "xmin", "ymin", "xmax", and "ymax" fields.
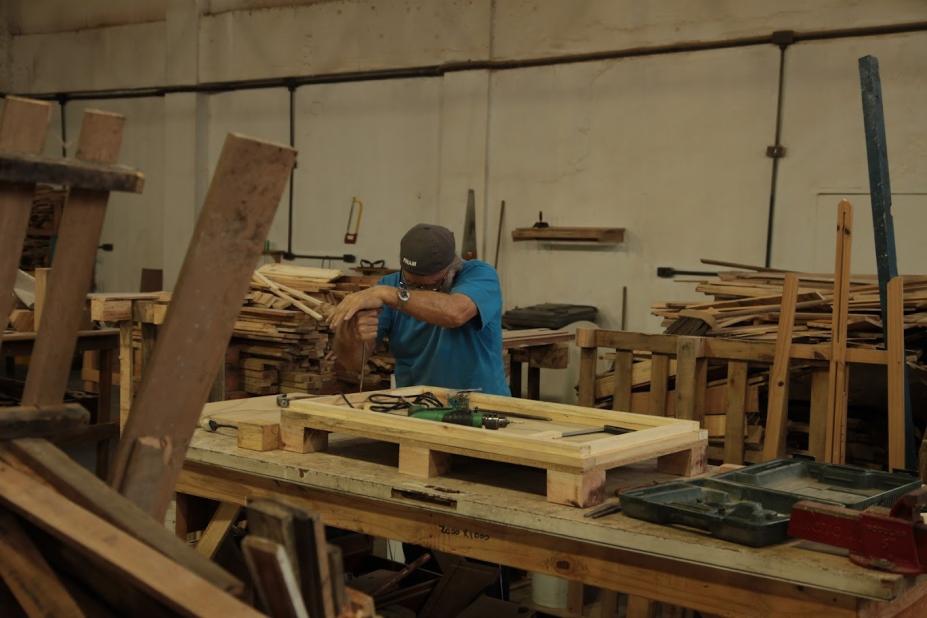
[{"xmin": 398, "ymin": 286, "xmax": 410, "ymax": 302}]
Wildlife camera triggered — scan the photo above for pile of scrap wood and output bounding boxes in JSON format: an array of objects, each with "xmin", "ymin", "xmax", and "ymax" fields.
[
  {"xmin": 19, "ymin": 184, "xmax": 65, "ymax": 270},
  {"xmin": 228, "ymin": 263, "xmax": 393, "ymax": 398},
  {"xmin": 652, "ymin": 264, "xmax": 927, "ymax": 350}
]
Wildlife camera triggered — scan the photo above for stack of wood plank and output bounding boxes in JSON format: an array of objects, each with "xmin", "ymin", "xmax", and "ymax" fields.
[
  {"xmin": 19, "ymin": 184, "xmax": 65, "ymax": 270},
  {"xmin": 652, "ymin": 268, "xmax": 927, "ymax": 349},
  {"xmin": 227, "ymin": 263, "xmax": 394, "ymax": 398}
]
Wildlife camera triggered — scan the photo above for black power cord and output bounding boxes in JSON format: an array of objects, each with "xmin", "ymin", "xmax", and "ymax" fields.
[{"xmin": 367, "ymin": 391, "xmax": 443, "ymax": 412}]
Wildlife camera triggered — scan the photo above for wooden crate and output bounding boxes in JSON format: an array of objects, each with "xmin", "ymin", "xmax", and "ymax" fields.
[{"xmin": 280, "ymin": 386, "xmax": 706, "ymax": 508}]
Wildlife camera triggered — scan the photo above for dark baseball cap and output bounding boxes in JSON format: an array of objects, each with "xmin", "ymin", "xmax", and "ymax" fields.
[{"xmin": 400, "ymin": 224, "xmax": 456, "ymax": 276}]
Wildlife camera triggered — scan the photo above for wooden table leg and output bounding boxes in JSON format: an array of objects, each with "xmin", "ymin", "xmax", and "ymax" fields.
[
  {"xmin": 527, "ymin": 366, "xmax": 541, "ymax": 400},
  {"xmin": 118, "ymin": 321, "xmax": 134, "ymax": 431},
  {"xmin": 95, "ymin": 347, "xmax": 115, "ymax": 479},
  {"xmin": 510, "ymin": 359, "xmax": 523, "ymax": 398}
]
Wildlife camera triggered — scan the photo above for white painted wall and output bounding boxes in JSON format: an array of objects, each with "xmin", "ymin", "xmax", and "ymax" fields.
[{"xmin": 3, "ymin": 1, "xmax": 927, "ymax": 339}]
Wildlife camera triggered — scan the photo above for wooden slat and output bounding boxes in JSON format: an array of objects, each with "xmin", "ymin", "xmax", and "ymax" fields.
[
  {"xmin": 196, "ymin": 502, "xmax": 241, "ymax": 560},
  {"xmin": 808, "ymin": 368, "xmax": 829, "ymax": 463},
  {"xmin": 723, "ymin": 361, "xmax": 748, "ymax": 464},
  {"xmin": 649, "ymin": 354, "xmax": 670, "ymax": 416},
  {"xmin": 111, "ymin": 133, "xmax": 296, "ymax": 519},
  {"xmin": 0, "ymin": 509, "xmax": 86, "ymax": 617},
  {"xmin": 1, "ymin": 438, "xmax": 242, "ymax": 595},
  {"xmin": 0, "ymin": 97, "xmax": 52, "ymax": 355},
  {"xmin": 22, "ymin": 109, "xmax": 125, "ymax": 406},
  {"xmin": 0, "ymin": 460, "xmax": 258, "ymax": 615},
  {"xmin": 886, "ymin": 276, "xmax": 906, "ymax": 471},
  {"xmin": 0, "ymin": 151, "xmax": 143, "ymax": 193},
  {"xmin": 761, "ymin": 273, "xmax": 799, "ymax": 461},
  {"xmin": 594, "ymin": 331, "xmax": 678, "ymax": 355},
  {"xmin": 611, "ymin": 350, "xmax": 633, "ymax": 411},
  {"xmin": 825, "ymin": 200, "xmax": 853, "ymax": 464}
]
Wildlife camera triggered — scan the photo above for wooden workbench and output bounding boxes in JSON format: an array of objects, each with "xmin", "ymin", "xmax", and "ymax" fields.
[{"xmin": 177, "ymin": 397, "xmax": 927, "ymax": 617}]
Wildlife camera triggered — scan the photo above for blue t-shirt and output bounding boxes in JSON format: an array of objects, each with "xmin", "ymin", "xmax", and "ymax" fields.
[{"xmin": 377, "ymin": 260, "xmax": 510, "ymax": 396}]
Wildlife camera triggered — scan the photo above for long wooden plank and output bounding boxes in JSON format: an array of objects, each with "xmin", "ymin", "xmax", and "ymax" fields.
[
  {"xmin": 118, "ymin": 322, "xmax": 134, "ymax": 430},
  {"xmin": 1, "ymin": 438, "xmax": 242, "ymax": 595},
  {"xmin": 723, "ymin": 361, "xmax": 748, "ymax": 464},
  {"xmin": 511, "ymin": 227, "xmax": 624, "ymax": 243},
  {"xmin": 0, "ymin": 96, "xmax": 52, "ymax": 355},
  {"xmin": 674, "ymin": 337, "xmax": 702, "ymax": 421},
  {"xmin": 886, "ymin": 276, "xmax": 906, "ymax": 471},
  {"xmin": 761, "ymin": 273, "xmax": 799, "ymax": 461},
  {"xmin": 111, "ymin": 133, "xmax": 296, "ymax": 519},
  {"xmin": 22, "ymin": 109, "xmax": 125, "ymax": 406},
  {"xmin": 0, "ymin": 461, "xmax": 259, "ymax": 616},
  {"xmin": 825, "ymin": 200, "xmax": 853, "ymax": 464},
  {"xmin": 0, "ymin": 509, "xmax": 86, "ymax": 617}
]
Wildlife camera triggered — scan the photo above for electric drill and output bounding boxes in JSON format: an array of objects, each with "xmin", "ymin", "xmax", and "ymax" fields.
[{"xmin": 408, "ymin": 391, "xmax": 510, "ymax": 430}]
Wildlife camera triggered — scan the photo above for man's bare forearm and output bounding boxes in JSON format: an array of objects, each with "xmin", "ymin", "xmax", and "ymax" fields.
[{"xmin": 377, "ymin": 286, "xmax": 476, "ymax": 328}]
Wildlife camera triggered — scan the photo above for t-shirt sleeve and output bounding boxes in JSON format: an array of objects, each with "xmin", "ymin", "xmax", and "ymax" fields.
[{"xmin": 451, "ymin": 262, "xmax": 502, "ymax": 331}]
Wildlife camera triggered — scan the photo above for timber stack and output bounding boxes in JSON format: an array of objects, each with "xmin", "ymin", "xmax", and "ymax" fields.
[{"xmin": 227, "ymin": 263, "xmax": 394, "ymax": 398}]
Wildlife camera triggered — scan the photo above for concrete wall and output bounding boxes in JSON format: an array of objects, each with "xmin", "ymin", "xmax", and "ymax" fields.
[{"xmin": 3, "ymin": 3, "xmax": 927, "ymax": 352}]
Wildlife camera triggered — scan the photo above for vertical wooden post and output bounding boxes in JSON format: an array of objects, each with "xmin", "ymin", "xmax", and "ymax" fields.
[
  {"xmin": 649, "ymin": 354, "xmax": 670, "ymax": 415},
  {"xmin": 808, "ymin": 368, "xmax": 829, "ymax": 462},
  {"xmin": 723, "ymin": 360, "xmax": 748, "ymax": 464},
  {"xmin": 887, "ymin": 276, "xmax": 906, "ymax": 471},
  {"xmin": 675, "ymin": 337, "xmax": 704, "ymax": 422},
  {"xmin": 33, "ymin": 267, "xmax": 50, "ymax": 329},
  {"xmin": 577, "ymin": 328, "xmax": 597, "ymax": 407},
  {"xmin": 762, "ymin": 273, "xmax": 799, "ymax": 461},
  {"xmin": 825, "ymin": 200, "xmax": 852, "ymax": 464},
  {"xmin": 118, "ymin": 322, "xmax": 135, "ymax": 430},
  {"xmin": 611, "ymin": 350, "xmax": 633, "ymax": 411}
]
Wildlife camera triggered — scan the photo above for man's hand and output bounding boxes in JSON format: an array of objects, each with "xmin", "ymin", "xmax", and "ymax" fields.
[
  {"xmin": 354, "ymin": 309, "xmax": 380, "ymax": 342},
  {"xmin": 329, "ymin": 286, "xmax": 390, "ymax": 331}
]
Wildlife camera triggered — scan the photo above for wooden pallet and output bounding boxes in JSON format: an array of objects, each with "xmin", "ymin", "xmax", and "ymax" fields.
[{"xmin": 278, "ymin": 386, "xmax": 707, "ymax": 508}]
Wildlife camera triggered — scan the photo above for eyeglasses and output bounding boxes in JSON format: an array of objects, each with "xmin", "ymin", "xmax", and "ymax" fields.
[{"xmin": 399, "ymin": 272, "xmax": 445, "ymax": 292}]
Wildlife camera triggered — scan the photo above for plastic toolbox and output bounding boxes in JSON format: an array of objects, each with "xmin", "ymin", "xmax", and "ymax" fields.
[{"xmin": 620, "ymin": 459, "xmax": 921, "ymax": 547}]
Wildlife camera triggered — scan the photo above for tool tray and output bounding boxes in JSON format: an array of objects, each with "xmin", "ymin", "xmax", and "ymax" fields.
[{"xmin": 620, "ymin": 459, "xmax": 921, "ymax": 547}]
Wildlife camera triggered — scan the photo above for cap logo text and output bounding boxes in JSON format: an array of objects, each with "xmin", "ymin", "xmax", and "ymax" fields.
[{"xmin": 402, "ymin": 257, "xmax": 417, "ymax": 267}]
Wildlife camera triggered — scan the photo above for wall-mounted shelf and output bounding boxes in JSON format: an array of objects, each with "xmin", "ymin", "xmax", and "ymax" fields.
[{"xmin": 511, "ymin": 227, "xmax": 625, "ymax": 244}]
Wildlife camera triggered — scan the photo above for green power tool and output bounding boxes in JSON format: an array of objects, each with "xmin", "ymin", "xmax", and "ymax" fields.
[{"xmin": 408, "ymin": 391, "xmax": 510, "ymax": 430}]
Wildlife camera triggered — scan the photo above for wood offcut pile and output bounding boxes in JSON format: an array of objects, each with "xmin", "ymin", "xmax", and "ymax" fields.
[
  {"xmin": 227, "ymin": 263, "xmax": 395, "ymax": 398},
  {"xmin": 652, "ymin": 266, "xmax": 927, "ymax": 349},
  {"xmin": 20, "ymin": 184, "xmax": 66, "ymax": 270}
]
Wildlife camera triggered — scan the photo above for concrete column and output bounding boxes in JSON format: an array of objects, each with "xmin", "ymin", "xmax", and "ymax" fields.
[
  {"xmin": 436, "ymin": 70, "xmax": 491, "ymax": 259},
  {"xmin": 162, "ymin": 0, "xmax": 207, "ymax": 289}
]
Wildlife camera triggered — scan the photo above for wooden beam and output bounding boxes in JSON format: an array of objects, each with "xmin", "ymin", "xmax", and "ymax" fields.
[
  {"xmin": 0, "ymin": 404, "xmax": 89, "ymax": 440},
  {"xmin": 649, "ymin": 354, "xmax": 670, "ymax": 416},
  {"xmin": 118, "ymin": 322, "xmax": 134, "ymax": 430},
  {"xmin": 196, "ymin": 502, "xmax": 241, "ymax": 560},
  {"xmin": 22, "ymin": 109, "xmax": 126, "ymax": 406},
  {"xmin": 761, "ymin": 273, "xmax": 799, "ymax": 462},
  {"xmin": 0, "ymin": 509, "xmax": 85, "ymax": 617},
  {"xmin": 0, "ymin": 151, "xmax": 143, "ymax": 193},
  {"xmin": 0, "ymin": 438, "xmax": 242, "ymax": 595},
  {"xmin": 0, "ymin": 97, "xmax": 51, "ymax": 356},
  {"xmin": 511, "ymin": 227, "xmax": 624, "ymax": 243},
  {"xmin": 0, "ymin": 461, "xmax": 259, "ymax": 615},
  {"xmin": 807, "ymin": 368, "xmax": 829, "ymax": 463},
  {"xmin": 110, "ymin": 133, "xmax": 296, "ymax": 519},
  {"xmin": 825, "ymin": 200, "xmax": 853, "ymax": 464}
]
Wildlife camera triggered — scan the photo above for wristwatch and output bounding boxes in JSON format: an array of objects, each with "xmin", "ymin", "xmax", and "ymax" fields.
[{"xmin": 397, "ymin": 283, "xmax": 411, "ymax": 305}]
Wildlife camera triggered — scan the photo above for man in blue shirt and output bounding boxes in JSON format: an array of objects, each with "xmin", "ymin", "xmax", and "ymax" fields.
[{"xmin": 331, "ymin": 223, "xmax": 509, "ymax": 395}]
